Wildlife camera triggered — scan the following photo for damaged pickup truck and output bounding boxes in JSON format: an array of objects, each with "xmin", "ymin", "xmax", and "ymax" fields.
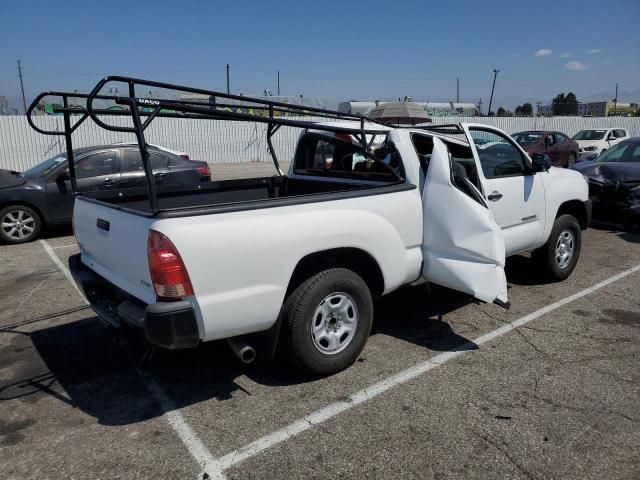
[
  {"xmin": 32, "ymin": 77, "xmax": 592, "ymax": 376},
  {"xmin": 572, "ymin": 137, "xmax": 640, "ymax": 229}
]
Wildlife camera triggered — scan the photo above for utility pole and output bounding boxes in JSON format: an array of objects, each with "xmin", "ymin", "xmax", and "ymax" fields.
[
  {"xmin": 477, "ymin": 98, "xmax": 483, "ymax": 116},
  {"xmin": 17, "ymin": 60, "xmax": 27, "ymax": 114},
  {"xmin": 226, "ymin": 64, "xmax": 230, "ymax": 94},
  {"xmin": 536, "ymin": 101, "xmax": 542, "ymax": 117},
  {"xmin": 456, "ymin": 77, "xmax": 460, "ymax": 103},
  {"xmin": 487, "ymin": 68, "xmax": 499, "ymax": 116},
  {"xmin": 277, "ymin": 70, "xmax": 280, "ymax": 96},
  {"xmin": 613, "ymin": 82, "xmax": 618, "ymax": 116}
]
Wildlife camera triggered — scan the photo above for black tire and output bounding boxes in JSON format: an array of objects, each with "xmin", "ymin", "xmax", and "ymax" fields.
[
  {"xmin": 532, "ymin": 214, "xmax": 581, "ymax": 281},
  {"xmin": 282, "ymin": 268, "xmax": 373, "ymax": 376},
  {"xmin": 0, "ymin": 205, "xmax": 42, "ymax": 244},
  {"xmin": 568, "ymin": 152, "xmax": 577, "ymax": 167}
]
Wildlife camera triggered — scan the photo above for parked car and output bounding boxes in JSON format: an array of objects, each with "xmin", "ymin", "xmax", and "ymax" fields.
[
  {"xmin": 0, "ymin": 145, "xmax": 209, "ymax": 243},
  {"xmin": 512, "ymin": 131, "xmax": 579, "ymax": 167},
  {"xmin": 572, "ymin": 128, "xmax": 629, "ymax": 161},
  {"xmin": 71, "ymin": 121, "xmax": 591, "ymax": 376},
  {"xmin": 571, "ymin": 137, "xmax": 640, "ymax": 228}
]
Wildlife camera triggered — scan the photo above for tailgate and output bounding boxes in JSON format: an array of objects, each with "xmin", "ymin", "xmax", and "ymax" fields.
[{"xmin": 73, "ymin": 198, "xmax": 156, "ymax": 304}]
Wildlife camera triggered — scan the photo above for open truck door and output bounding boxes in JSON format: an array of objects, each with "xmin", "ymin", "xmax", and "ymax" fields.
[{"xmin": 421, "ymin": 137, "xmax": 509, "ymax": 307}]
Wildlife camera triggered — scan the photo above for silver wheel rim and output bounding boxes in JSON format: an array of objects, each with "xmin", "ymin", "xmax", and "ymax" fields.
[
  {"xmin": 555, "ymin": 229, "xmax": 574, "ymax": 269},
  {"xmin": 310, "ymin": 292, "xmax": 359, "ymax": 355},
  {"xmin": 2, "ymin": 209, "xmax": 35, "ymax": 240}
]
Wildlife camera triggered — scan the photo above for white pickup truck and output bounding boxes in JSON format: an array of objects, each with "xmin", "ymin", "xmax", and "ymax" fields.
[{"xmin": 70, "ymin": 121, "xmax": 591, "ymax": 376}]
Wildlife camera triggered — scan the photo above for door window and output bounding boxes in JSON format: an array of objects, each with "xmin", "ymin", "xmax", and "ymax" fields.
[
  {"xmin": 469, "ymin": 129, "xmax": 526, "ymax": 178},
  {"xmin": 123, "ymin": 149, "xmax": 170, "ymax": 172},
  {"xmin": 555, "ymin": 133, "xmax": 569, "ymax": 143},
  {"xmin": 75, "ymin": 151, "xmax": 118, "ymax": 179},
  {"xmin": 614, "ymin": 129, "xmax": 627, "ymax": 138}
]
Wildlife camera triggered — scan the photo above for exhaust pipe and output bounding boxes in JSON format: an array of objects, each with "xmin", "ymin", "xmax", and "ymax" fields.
[{"xmin": 227, "ymin": 337, "xmax": 256, "ymax": 364}]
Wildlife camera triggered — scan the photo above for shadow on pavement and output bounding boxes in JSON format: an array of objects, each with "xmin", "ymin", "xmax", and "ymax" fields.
[
  {"xmin": 590, "ymin": 221, "xmax": 640, "ymax": 244},
  {"xmin": 2, "ymin": 259, "xmax": 546, "ymax": 427}
]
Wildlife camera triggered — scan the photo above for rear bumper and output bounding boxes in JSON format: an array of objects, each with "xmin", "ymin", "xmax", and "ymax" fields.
[{"xmin": 68, "ymin": 254, "xmax": 200, "ymax": 349}]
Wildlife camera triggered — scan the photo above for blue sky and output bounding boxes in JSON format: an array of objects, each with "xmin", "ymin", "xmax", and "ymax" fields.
[{"xmin": 1, "ymin": 0, "xmax": 639, "ymax": 111}]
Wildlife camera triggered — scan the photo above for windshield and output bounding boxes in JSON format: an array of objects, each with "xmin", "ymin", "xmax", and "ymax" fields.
[
  {"xmin": 573, "ymin": 130, "xmax": 605, "ymax": 141},
  {"xmin": 596, "ymin": 143, "xmax": 640, "ymax": 163},
  {"xmin": 512, "ymin": 132, "xmax": 543, "ymax": 146},
  {"xmin": 23, "ymin": 154, "xmax": 67, "ymax": 178}
]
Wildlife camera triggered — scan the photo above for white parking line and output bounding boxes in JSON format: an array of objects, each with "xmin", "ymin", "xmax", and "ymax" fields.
[
  {"xmin": 51, "ymin": 243, "xmax": 78, "ymax": 249},
  {"xmin": 217, "ymin": 263, "xmax": 640, "ymax": 470},
  {"xmin": 40, "ymin": 239, "xmax": 227, "ymax": 480}
]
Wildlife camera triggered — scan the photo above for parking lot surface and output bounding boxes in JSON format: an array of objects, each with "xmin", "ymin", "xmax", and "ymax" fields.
[{"xmin": 1, "ymin": 225, "xmax": 639, "ymax": 479}]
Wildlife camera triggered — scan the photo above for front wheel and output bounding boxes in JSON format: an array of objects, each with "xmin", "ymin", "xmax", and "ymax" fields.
[
  {"xmin": 0, "ymin": 205, "xmax": 42, "ymax": 244},
  {"xmin": 532, "ymin": 214, "xmax": 581, "ymax": 281},
  {"xmin": 282, "ymin": 268, "xmax": 373, "ymax": 376}
]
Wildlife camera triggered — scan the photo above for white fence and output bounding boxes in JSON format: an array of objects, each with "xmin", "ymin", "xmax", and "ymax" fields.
[{"xmin": 1, "ymin": 114, "xmax": 639, "ymax": 172}]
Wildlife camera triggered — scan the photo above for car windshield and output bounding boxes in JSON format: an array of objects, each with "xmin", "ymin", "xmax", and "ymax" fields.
[
  {"xmin": 596, "ymin": 143, "xmax": 640, "ymax": 163},
  {"xmin": 512, "ymin": 132, "xmax": 543, "ymax": 145},
  {"xmin": 573, "ymin": 130, "xmax": 605, "ymax": 140},
  {"xmin": 22, "ymin": 153, "xmax": 68, "ymax": 178}
]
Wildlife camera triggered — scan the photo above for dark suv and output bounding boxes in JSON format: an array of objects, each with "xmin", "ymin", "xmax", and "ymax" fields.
[
  {"xmin": 0, "ymin": 145, "xmax": 210, "ymax": 243},
  {"xmin": 512, "ymin": 130, "xmax": 579, "ymax": 167}
]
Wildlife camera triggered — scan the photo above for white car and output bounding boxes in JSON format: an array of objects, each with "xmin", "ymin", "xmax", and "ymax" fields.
[
  {"xmin": 70, "ymin": 122, "xmax": 591, "ymax": 376},
  {"xmin": 573, "ymin": 128, "xmax": 629, "ymax": 161}
]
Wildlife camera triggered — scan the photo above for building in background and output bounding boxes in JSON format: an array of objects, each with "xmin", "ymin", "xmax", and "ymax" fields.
[
  {"xmin": 0, "ymin": 96, "xmax": 19, "ymax": 115},
  {"xmin": 538, "ymin": 104, "xmax": 553, "ymax": 116},
  {"xmin": 580, "ymin": 101, "xmax": 639, "ymax": 117},
  {"xmin": 339, "ymin": 100, "xmax": 478, "ymax": 117}
]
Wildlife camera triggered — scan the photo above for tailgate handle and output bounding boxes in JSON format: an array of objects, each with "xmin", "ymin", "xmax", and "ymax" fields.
[{"xmin": 96, "ymin": 218, "xmax": 110, "ymax": 232}]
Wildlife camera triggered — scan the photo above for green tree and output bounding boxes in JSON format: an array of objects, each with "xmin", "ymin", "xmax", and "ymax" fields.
[
  {"xmin": 521, "ymin": 103, "xmax": 533, "ymax": 116},
  {"xmin": 497, "ymin": 107, "xmax": 506, "ymax": 116},
  {"xmin": 565, "ymin": 93, "xmax": 578, "ymax": 115},
  {"xmin": 514, "ymin": 105, "xmax": 522, "ymax": 116},
  {"xmin": 552, "ymin": 92, "xmax": 579, "ymax": 116}
]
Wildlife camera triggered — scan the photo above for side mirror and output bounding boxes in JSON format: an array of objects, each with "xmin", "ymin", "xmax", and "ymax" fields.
[
  {"xmin": 607, "ymin": 134, "xmax": 616, "ymax": 141},
  {"xmin": 531, "ymin": 153, "xmax": 551, "ymax": 172},
  {"xmin": 57, "ymin": 170, "xmax": 70, "ymax": 181}
]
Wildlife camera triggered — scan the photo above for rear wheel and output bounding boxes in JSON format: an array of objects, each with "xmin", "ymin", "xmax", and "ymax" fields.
[
  {"xmin": 282, "ymin": 268, "xmax": 373, "ymax": 376},
  {"xmin": 532, "ymin": 214, "xmax": 581, "ymax": 281},
  {"xmin": 0, "ymin": 205, "xmax": 42, "ymax": 244}
]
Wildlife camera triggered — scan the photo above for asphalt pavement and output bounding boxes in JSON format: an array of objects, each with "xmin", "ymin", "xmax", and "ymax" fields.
[{"xmin": 0, "ymin": 224, "xmax": 639, "ymax": 479}]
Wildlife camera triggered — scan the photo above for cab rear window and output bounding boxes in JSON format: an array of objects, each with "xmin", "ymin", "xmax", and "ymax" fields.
[{"xmin": 293, "ymin": 133, "xmax": 402, "ymax": 182}]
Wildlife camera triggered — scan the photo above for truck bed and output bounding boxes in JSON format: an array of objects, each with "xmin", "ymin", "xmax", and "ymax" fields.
[{"xmin": 81, "ymin": 175, "xmax": 401, "ymax": 217}]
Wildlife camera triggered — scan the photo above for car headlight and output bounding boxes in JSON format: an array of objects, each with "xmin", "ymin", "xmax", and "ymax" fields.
[{"xmin": 584, "ymin": 146, "xmax": 597, "ymax": 151}]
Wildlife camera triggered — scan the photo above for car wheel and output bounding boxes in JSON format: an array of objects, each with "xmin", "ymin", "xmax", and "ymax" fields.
[
  {"xmin": 282, "ymin": 268, "xmax": 373, "ymax": 376},
  {"xmin": 0, "ymin": 205, "xmax": 42, "ymax": 244},
  {"xmin": 568, "ymin": 152, "xmax": 577, "ymax": 167},
  {"xmin": 532, "ymin": 214, "xmax": 581, "ymax": 281}
]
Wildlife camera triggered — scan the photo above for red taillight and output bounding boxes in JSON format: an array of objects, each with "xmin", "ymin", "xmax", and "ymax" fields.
[
  {"xmin": 196, "ymin": 165, "xmax": 210, "ymax": 179},
  {"xmin": 147, "ymin": 230, "xmax": 194, "ymax": 299}
]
